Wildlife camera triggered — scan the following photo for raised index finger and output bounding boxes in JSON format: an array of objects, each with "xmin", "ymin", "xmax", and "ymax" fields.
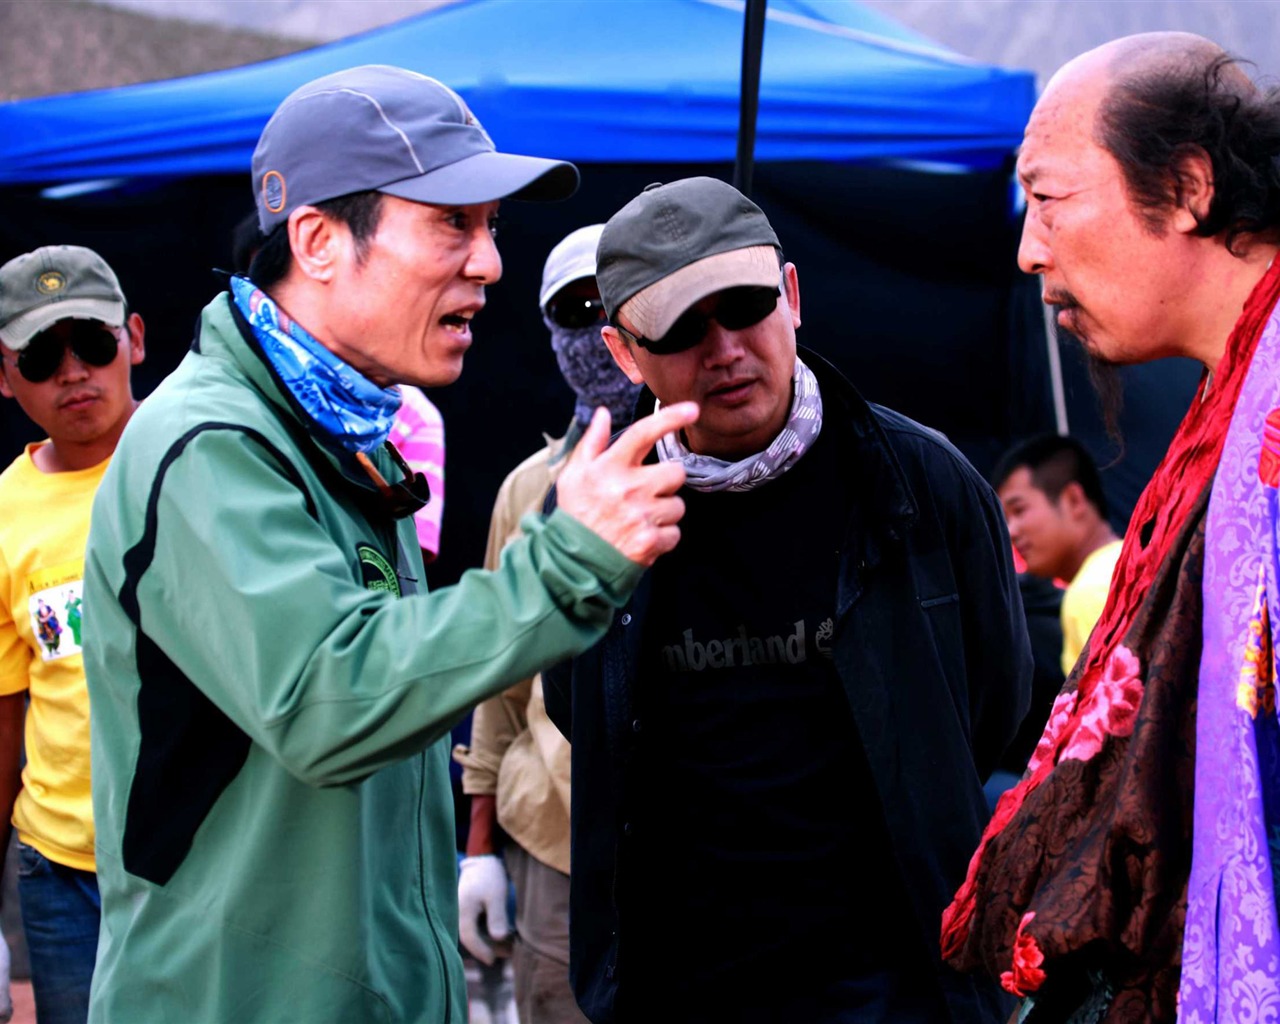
[{"xmin": 605, "ymin": 402, "xmax": 700, "ymax": 466}]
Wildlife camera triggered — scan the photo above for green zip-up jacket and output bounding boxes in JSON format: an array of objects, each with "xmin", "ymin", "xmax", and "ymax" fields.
[{"xmin": 82, "ymin": 295, "xmax": 641, "ymax": 1024}]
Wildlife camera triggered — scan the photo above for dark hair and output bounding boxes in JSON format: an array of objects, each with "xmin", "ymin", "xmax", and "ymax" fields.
[
  {"xmin": 1098, "ymin": 54, "xmax": 1280, "ymax": 254},
  {"xmin": 248, "ymin": 190, "xmax": 385, "ymax": 288},
  {"xmin": 231, "ymin": 212, "xmax": 264, "ymax": 275},
  {"xmin": 991, "ymin": 434, "xmax": 1108, "ymax": 519}
]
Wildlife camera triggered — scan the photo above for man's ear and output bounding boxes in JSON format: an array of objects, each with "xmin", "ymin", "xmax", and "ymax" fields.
[
  {"xmin": 1171, "ymin": 146, "xmax": 1214, "ymax": 234},
  {"xmin": 126, "ymin": 312, "xmax": 146, "ymax": 366},
  {"xmin": 601, "ymin": 326, "xmax": 645, "ymax": 386},
  {"xmin": 0, "ymin": 362, "xmax": 13, "ymax": 400},
  {"xmin": 783, "ymin": 262, "xmax": 801, "ymax": 329},
  {"xmin": 1058, "ymin": 480, "xmax": 1090, "ymax": 520},
  {"xmin": 287, "ymin": 206, "xmax": 343, "ymax": 283}
]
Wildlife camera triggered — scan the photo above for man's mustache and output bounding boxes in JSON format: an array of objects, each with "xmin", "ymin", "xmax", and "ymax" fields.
[{"xmin": 1043, "ymin": 288, "xmax": 1080, "ymax": 312}]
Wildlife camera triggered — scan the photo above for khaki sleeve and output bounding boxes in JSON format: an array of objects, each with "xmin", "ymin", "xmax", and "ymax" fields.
[{"xmin": 455, "ymin": 451, "xmax": 557, "ymax": 793}]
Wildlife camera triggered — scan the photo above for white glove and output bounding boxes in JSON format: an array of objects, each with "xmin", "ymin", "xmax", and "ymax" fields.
[{"xmin": 457, "ymin": 854, "xmax": 511, "ymax": 965}]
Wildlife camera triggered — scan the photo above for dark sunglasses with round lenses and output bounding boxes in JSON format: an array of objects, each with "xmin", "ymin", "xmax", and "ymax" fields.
[
  {"xmin": 12, "ymin": 321, "xmax": 122, "ymax": 383},
  {"xmin": 547, "ymin": 295, "xmax": 606, "ymax": 330},
  {"xmin": 615, "ymin": 284, "xmax": 781, "ymax": 356}
]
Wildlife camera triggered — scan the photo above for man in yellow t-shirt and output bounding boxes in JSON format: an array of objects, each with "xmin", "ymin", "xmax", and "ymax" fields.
[
  {"xmin": 993, "ymin": 434, "xmax": 1122, "ymax": 676},
  {"xmin": 0, "ymin": 245, "xmax": 144, "ymax": 1024}
]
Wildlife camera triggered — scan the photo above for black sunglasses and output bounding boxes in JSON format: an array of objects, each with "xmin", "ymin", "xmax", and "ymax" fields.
[
  {"xmin": 11, "ymin": 322, "xmax": 121, "ymax": 383},
  {"xmin": 615, "ymin": 284, "xmax": 780, "ymax": 355},
  {"xmin": 547, "ymin": 295, "xmax": 606, "ymax": 330}
]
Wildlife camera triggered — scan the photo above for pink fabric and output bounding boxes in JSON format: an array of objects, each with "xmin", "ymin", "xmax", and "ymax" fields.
[{"xmin": 390, "ymin": 386, "xmax": 445, "ymax": 558}]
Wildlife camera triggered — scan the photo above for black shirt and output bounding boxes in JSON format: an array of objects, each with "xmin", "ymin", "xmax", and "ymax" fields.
[{"xmin": 625, "ymin": 417, "xmax": 916, "ymax": 1006}]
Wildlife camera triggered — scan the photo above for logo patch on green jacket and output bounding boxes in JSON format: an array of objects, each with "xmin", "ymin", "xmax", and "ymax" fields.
[{"xmin": 357, "ymin": 544, "xmax": 400, "ymax": 597}]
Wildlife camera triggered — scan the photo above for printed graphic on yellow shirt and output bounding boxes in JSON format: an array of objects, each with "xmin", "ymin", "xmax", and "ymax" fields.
[{"xmin": 27, "ymin": 561, "xmax": 84, "ymax": 662}]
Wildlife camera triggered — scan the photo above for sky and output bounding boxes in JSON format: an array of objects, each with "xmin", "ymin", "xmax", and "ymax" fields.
[{"xmin": 91, "ymin": 0, "xmax": 1280, "ymax": 86}]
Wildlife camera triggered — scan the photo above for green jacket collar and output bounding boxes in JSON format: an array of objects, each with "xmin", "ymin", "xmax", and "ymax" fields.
[{"xmin": 197, "ymin": 293, "xmax": 428, "ymax": 523}]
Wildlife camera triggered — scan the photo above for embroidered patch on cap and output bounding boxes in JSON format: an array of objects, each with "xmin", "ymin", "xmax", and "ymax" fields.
[
  {"xmin": 36, "ymin": 270, "xmax": 66, "ymax": 295},
  {"xmin": 262, "ymin": 171, "xmax": 287, "ymax": 214}
]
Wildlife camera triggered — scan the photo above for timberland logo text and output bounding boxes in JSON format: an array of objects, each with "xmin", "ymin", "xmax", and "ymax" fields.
[{"xmin": 662, "ymin": 619, "xmax": 834, "ymax": 672}]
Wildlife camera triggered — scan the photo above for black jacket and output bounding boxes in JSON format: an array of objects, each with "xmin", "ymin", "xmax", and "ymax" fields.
[{"xmin": 545, "ymin": 350, "xmax": 1032, "ymax": 1023}]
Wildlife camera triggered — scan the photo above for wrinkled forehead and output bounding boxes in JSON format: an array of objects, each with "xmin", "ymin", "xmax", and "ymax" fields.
[{"xmin": 1016, "ymin": 70, "xmax": 1111, "ymax": 185}]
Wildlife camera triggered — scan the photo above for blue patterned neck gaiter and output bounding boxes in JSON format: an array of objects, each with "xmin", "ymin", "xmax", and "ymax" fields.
[{"xmin": 230, "ymin": 276, "xmax": 401, "ymax": 453}]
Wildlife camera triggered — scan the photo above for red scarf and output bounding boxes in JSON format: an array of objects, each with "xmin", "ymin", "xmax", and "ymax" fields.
[{"xmin": 941, "ymin": 256, "xmax": 1280, "ymax": 961}]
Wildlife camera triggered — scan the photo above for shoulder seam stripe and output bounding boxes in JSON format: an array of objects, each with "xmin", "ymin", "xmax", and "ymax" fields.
[{"xmin": 119, "ymin": 423, "xmax": 318, "ymax": 626}]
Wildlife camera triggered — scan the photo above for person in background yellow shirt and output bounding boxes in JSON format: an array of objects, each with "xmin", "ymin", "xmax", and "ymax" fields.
[
  {"xmin": 0, "ymin": 245, "xmax": 145, "ymax": 1024},
  {"xmin": 993, "ymin": 434, "xmax": 1121, "ymax": 675}
]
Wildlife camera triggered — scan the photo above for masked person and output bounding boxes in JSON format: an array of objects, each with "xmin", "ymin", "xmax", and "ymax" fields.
[{"xmin": 454, "ymin": 223, "xmax": 639, "ymax": 1023}]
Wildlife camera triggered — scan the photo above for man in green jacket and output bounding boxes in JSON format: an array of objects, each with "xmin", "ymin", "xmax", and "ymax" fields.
[{"xmin": 81, "ymin": 66, "xmax": 695, "ymax": 1024}]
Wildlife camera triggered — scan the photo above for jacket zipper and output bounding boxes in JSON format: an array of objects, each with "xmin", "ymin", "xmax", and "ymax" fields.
[{"xmin": 417, "ymin": 750, "xmax": 454, "ymax": 1022}]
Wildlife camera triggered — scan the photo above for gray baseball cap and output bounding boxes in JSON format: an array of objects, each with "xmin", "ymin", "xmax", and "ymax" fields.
[
  {"xmin": 253, "ymin": 65, "xmax": 579, "ymax": 233},
  {"xmin": 0, "ymin": 245, "xmax": 126, "ymax": 351},
  {"xmin": 597, "ymin": 177, "xmax": 780, "ymax": 340},
  {"xmin": 539, "ymin": 223, "xmax": 605, "ymax": 311}
]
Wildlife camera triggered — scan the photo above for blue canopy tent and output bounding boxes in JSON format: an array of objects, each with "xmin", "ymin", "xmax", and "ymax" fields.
[
  {"xmin": 0, "ymin": 0, "xmax": 1078, "ymax": 591},
  {"xmin": 0, "ymin": 0, "xmax": 1034, "ymax": 183}
]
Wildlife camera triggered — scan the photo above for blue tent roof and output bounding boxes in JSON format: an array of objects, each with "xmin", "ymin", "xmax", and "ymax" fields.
[{"xmin": 0, "ymin": 0, "xmax": 1035, "ymax": 185}]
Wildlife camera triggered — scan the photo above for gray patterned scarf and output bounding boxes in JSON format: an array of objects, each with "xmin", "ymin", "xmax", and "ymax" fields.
[{"xmin": 655, "ymin": 356, "xmax": 822, "ymax": 492}]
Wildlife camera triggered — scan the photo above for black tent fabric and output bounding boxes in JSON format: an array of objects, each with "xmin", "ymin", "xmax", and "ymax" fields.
[
  {"xmin": 0, "ymin": 161, "xmax": 1053, "ymax": 588},
  {"xmin": 0, "ymin": 0, "xmax": 1198, "ymax": 587}
]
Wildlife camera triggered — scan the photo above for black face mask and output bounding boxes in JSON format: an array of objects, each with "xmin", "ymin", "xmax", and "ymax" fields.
[{"xmin": 546, "ymin": 317, "xmax": 641, "ymax": 429}]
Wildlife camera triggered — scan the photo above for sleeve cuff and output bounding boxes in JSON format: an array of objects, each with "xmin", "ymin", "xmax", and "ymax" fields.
[{"xmin": 524, "ymin": 508, "xmax": 645, "ymax": 598}]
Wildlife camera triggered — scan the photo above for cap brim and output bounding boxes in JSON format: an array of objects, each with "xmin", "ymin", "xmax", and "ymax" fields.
[
  {"xmin": 0, "ymin": 298, "xmax": 125, "ymax": 351},
  {"xmin": 380, "ymin": 151, "xmax": 579, "ymax": 207},
  {"xmin": 620, "ymin": 246, "xmax": 779, "ymax": 340}
]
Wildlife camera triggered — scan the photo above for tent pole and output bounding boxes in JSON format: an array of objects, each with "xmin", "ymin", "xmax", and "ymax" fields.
[
  {"xmin": 1042, "ymin": 281, "xmax": 1070, "ymax": 434},
  {"xmin": 733, "ymin": 0, "xmax": 768, "ymax": 197}
]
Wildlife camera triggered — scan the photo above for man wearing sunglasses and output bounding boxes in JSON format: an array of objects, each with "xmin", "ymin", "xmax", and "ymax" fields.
[
  {"xmin": 0, "ymin": 244, "xmax": 144, "ymax": 1024},
  {"xmin": 79, "ymin": 67, "xmax": 695, "ymax": 1024},
  {"xmin": 454, "ymin": 223, "xmax": 638, "ymax": 1023},
  {"xmin": 543, "ymin": 177, "xmax": 1031, "ymax": 1023}
]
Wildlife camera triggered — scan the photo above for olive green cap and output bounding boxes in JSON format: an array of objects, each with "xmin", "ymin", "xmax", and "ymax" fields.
[{"xmin": 0, "ymin": 245, "xmax": 126, "ymax": 351}]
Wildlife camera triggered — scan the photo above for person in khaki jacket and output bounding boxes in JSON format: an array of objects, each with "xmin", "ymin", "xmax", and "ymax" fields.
[{"xmin": 455, "ymin": 224, "xmax": 639, "ymax": 1023}]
